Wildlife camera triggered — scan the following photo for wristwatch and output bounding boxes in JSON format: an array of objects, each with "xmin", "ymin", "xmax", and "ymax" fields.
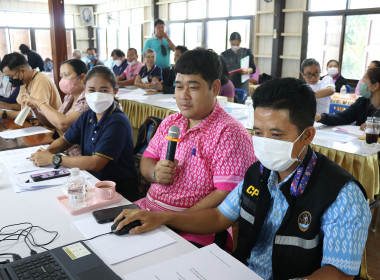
[
  {"xmin": 2, "ymin": 110, "xmax": 7, "ymax": 119},
  {"xmin": 152, "ymin": 168, "xmax": 157, "ymax": 183},
  {"xmin": 52, "ymin": 154, "xmax": 62, "ymax": 169}
]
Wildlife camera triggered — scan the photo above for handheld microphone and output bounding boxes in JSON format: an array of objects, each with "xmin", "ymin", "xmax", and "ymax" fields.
[{"xmin": 165, "ymin": 125, "xmax": 181, "ymax": 162}]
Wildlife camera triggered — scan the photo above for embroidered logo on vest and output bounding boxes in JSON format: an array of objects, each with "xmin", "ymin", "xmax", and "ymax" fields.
[
  {"xmin": 298, "ymin": 211, "xmax": 312, "ymax": 232},
  {"xmin": 246, "ymin": 185, "xmax": 259, "ymax": 197}
]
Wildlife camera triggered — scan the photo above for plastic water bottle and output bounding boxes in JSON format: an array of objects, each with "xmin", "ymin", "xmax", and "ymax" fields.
[
  {"xmin": 340, "ymin": 85, "xmax": 347, "ymax": 95},
  {"xmin": 67, "ymin": 168, "xmax": 86, "ymax": 209},
  {"xmin": 245, "ymin": 98, "xmax": 254, "ymax": 128}
]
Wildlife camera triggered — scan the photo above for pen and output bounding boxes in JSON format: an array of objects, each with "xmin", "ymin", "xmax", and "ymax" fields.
[{"xmin": 336, "ymin": 127, "xmax": 349, "ymax": 133}]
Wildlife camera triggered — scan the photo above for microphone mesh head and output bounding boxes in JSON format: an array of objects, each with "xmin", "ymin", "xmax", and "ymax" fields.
[{"xmin": 168, "ymin": 125, "xmax": 180, "ymax": 139}]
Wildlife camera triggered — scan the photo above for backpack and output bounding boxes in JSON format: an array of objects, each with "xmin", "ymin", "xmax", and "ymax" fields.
[{"xmin": 133, "ymin": 116, "xmax": 162, "ymax": 198}]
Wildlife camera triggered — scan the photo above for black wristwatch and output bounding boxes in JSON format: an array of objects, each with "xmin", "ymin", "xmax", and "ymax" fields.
[
  {"xmin": 2, "ymin": 110, "xmax": 7, "ymax": 119},
  {"xmin": 52, "ymin": 154, "xmax": 62, "ymax": 169}
]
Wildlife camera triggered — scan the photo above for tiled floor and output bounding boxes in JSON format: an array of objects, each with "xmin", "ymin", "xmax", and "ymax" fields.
[{"xmin": 366, "ymin": 217, "xmax": 380, "ymax": 279}]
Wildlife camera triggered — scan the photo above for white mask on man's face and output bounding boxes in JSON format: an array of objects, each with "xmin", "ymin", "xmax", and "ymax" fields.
[
  {"xmin": 85, "ymin": 92, "xmax": 114, "ymax": 114},
  {"xmin": 129, "ymin": 60, "xmax": 136, "ymax": 66},
  {"xmin": 252, "ymin": 131, "xmax": 306, "ymax": 172},
  {"xmin": 231, "ymin": 46, "xmax": 240, "ymax": 52}
]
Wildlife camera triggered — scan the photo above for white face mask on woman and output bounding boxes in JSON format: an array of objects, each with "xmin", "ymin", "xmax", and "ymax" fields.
[
  {"xmin": 85, "ymin": 92, "xmax": 114, "ymax": 114},
  {"xmin": 231, "ymin": 46, "xmax": 240, "ymax": 52},
  {"xmin": 327, "ymin": 67, "xmax": 339, "ymax": 77},
  {"xmin": 252, "ymin": 130, "xmax": 306, "ymax": 172},
  {"xmin": 114, "ymin": 60, "xmax": 122, "ymax": 67}
]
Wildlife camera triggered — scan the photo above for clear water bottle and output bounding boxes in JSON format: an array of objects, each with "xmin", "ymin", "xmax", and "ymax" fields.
[
  {"xmin": 67, "ymin": 168, "xmax": 86, "ymax": 209},
  {"xmin": 340, "ymin": 85, "xmax": 347, "ymax": 95},
  {"xmin": 245, "ymin": 98, "xmax": 254, "ymax": 128}
]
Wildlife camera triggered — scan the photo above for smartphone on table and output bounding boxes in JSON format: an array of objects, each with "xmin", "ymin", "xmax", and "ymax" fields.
[
  {"xmin": 30, "ymin": 169, "xmax": 70, "ymax": 182},
  {"xmin": 92, "ymin": 204, "xmax": 141, "ymax": 224}
]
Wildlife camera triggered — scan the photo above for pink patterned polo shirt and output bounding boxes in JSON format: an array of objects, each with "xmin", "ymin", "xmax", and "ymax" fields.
[{"xmin": 138, "ymin": 101, "xmax": 256, "ymax": 212}]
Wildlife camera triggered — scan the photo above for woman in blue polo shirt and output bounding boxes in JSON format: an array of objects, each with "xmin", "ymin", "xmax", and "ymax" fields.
[
  {"xmin": 29, "ymin": 66, "xmax": 138, "ymax": 201},
  {"xmin": 134, "ymin": 48, "xmax": 162, "ymax": 90}
]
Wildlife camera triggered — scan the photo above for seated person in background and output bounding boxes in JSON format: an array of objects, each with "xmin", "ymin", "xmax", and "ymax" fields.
[
  {"xmin": 134, "ymin": 48, "xmax": 162, "ymax": 90},
  {"xmin": 0, "ymin": 52, "xmax": 62, "ymax": 119},
  {"xmin": 19, "ymin": 44, "xmax": 44, "ymax": 71},
  {"xmin": 111, "ymin": 49, "xmax": 128, "ymax": 77},
  {"xmin": 355, "ymin": 60, "xmax": 380, "ymax": 94},
  {"xmin": 72, "ymin": 49, "xmax": 82, "ymax": 60},
  {"xmin": 44, "ymin": 58, "xmax": 53, "ymax": 72},
  {"xmin": 219, "ymin": 56, "xmax": 235, "ymax": 102},
  {"xmin": 301, "ymin": 58, "xmax": 335, "ymax": 114},
  {"xmin": 0, "ymin": 64, "xmax": 12, "ymax": 98},
  {"xmin": 24, "ymin": 59, "xmax": 89, "ymax": 156},
  {"xmin": 30, "ymin": 66, "xmax": 138, "ymax": 201},
  {"xmin": 116, "ymin": 78, "xmax": 371, "ymax": 280},
  {"xmin": 321, "ymin": 59, "xmax": 347, "ymax": 93},
  {"xmin": 0, "ymin": 86, "xmax": 20, "ymax": 105},
  {"xmin": 134, "ymin": 48, "xmax": 256, "ymax": 247},
  {"xmin": 153, "ymin": 45, "xmax": 188, "ymax": 94},
  {"xmin": 316, "ymin": 67, "xmax": 380, "ymax": 130},
  {"xmin": 249, "ymin": 67, "xmax": 259, "ymax": 85},
  {"xmin": 86, "ymin": 47, "xmax": 103, "ymax": 70},
  {"xmin": 116, "ymin": 48, "xmax": 143, "ymax": 86}
]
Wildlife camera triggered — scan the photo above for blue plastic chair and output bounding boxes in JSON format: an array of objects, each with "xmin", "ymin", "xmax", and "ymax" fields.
[
  {"xmin": 329, "ymin": 103, "xmax": 350, "ymax": 114},
  {"xmin": 234, "ymin": 88, "xmax": 248, "ymax": 104}
]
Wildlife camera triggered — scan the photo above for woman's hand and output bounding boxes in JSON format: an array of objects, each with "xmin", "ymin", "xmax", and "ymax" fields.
[
  {"xmin": 24, "ymin": 95, "xmax": 42, "ymax": 110},
  {"xmin": 30, "ymin": 148, "xmax": 54, "ymax": 167}
]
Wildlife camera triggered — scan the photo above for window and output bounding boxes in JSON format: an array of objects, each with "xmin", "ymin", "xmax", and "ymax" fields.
[
  {"xmin": 169, "ymin": 2, "xmax": 187, "ymax": 21},
  {"xmin": 308, "ymin": 0, "xmax": 346, "ymax": 11},
  {"xmin": 6, "ymin": 12, "xmax": 32, "ymax": 27},
  {"xmin": 306, "ymin": 16, "xmax": 342, "ymax": 75},
  {"xmin": 231, "ymin": 0, "xmax": 255, "ymax": 16},
  {"xmin": 9, "ymin": 29, "xmax": 31, "ymax": 52},
  {"xmin": 0, "ymin": 29, "xmax": 9, "ymax": 59},
  {"xmin": 35, "ymin": 29, "xmax": 52, "ymax": 60},
  {"xmin": 131, "ymin": 8, "xmax": 144, "ymax": 24},
  {"xmin": 227, "ymin": 20, "xmax": 250, "ymax": 48},
  {"xmin": 130, "ymin": 24, "xmax": 142, "ymax": 56},
  {"xmin": 341, "ymin": 14, "xmax": 380, "ymax": 79},
  {"xmin": 185, "ymin": 22, "xmax": 203, "ymax": 50},
  {"xmin": 65, "ymin": 15, "xmax": 75, "ymax": 29},
  {"xmin": 208, "ymin": 0, "xmax": 229, "ymax": 18},
  {"xmin": 169, "ymin": 23, "xmax": 185, "ymax": 46},
  {"xmin": 349, "ymin": 0, "xmax": 380, "ymax": 9},
  {"xmin": 207, "ymin": 20, "xmax": 227, "ymax": 54},
  {"xmin": 66, "ymin": 30, "xmax": 74, "ymax": 59},
  {"xmin": 119, "ymin": 10, "xmax": 131, "ymax": 52},
  {"xmin": 31, "ymin": 13, "xmax": 50, "ymax": 28},
  {"xmin": 188, "ymin": 0, "xmax": 206, "ymax": 19},
  {"xmin": 0, "ymin": 11, "xmax": 7, "ymax": 26}
]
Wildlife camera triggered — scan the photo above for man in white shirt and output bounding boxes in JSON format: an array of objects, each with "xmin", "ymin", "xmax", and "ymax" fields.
[{"xmin": 301, "ymin": 58, "xmax": 335, "ymax": 114}]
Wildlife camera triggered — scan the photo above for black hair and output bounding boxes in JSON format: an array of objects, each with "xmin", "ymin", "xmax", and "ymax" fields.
[
  {"xmin": 87, "ymin": 47, "xmax": 97, "ymax": 53},
  {"xmin": 367, "ymin": 67, "xmax": 380, "ymax": 85},
  {"xmin": 300, "ymin": 58, "xmax": 320, "ymax": 73},
  {"xmin": 175, "ymin": 48, "xmax": 221, "ymax": 89},
  {"xmin": 175, "ymin": 46, "xmax": 188, "ymax": 54},
  {"xmin": 85, "ymin": 65, "xmax": 117, "ymax": 89},
  {"xmin": 19, "ymin": 44, "xmax": 30, "ymax": 54},
  {"xmin": 0, "ymin": 52, "xmax": 29, "ymax": 72},
  {"xmin": 219, "ymin": 56, "xmax": 229, "ymax": 86},
  {"xmin": 127, "ymin": 48, "xmax": 138, "ymax": 56},
  {"xmin": 111, "ymin": 49, "xmax": 125, "ymax": 58},
  {"xmin": 253, "ymin": 78, "xmax": 316, "ymax": 133},
  {"xmin": 370, "ymin": 60, "xmax": 380, "ymax": 68},
  {"xmin": 326, "ymin": 59, "xmax": 340, "ymax": 67},
  {"xmin": 61, "ymin": 59, "xmax": 88, "ymax": 76},
  {"xmin": 229, "ymin": 32, "xmax": 242, "ymax": 42},
  {"xmin": 154, "ymin": 19, "xmax": 165, "ymax": 26}
]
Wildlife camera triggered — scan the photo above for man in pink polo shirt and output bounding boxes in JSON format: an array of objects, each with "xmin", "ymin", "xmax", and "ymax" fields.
[
  {"xmin": 116, "ymin": 48, "xmax": 143, "ymax": 86},
  {"xmin": 135, "ymin": 48, "xmax": 256, "ymax": 247}
]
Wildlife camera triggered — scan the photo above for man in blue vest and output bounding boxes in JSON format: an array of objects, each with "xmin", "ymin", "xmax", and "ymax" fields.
[{"xmin": 114, "ymin": 78, "xmax": 371, "ymax": 280}]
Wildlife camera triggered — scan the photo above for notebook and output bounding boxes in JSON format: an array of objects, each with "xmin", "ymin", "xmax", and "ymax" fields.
[{"xmin": 0, "ymin": 241, "xmax": 121, "ymax": 280}]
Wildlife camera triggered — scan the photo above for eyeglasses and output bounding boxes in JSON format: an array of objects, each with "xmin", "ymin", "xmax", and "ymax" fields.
[
  {"xmin": 303, "ymin": 72, "xmax": 321, "ymax": 78},
  {"xmin": 145, "ymin": 55, "xmax": 155, "ymax": 59}
]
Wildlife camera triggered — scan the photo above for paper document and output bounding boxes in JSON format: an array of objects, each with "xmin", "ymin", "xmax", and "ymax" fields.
[
  {"xmin": 332, "ymin": 125, "xmax": 364, "ymax": 136},
  {"xmin": 313, "ymin": 122, "xmax": 326, "ymax": 129},
  {"xmin": 0, "ymin": 146, "xmax": 48, "ymax": 164},
  {"xmin": 74, "ymin": 217, "xmax": 175, "ymax": 265},
  {"xmin": 159, "ymin": 98, "xmax": 177, "ymax": 104},
  {"xmin": 240, "ymin": 55, "xmax": 250, "ymax": 83},
  {"xmin": 124, "ymin": 243, "xmax": 263, "ymax": 280},
  {"xmin": 0, "ymin": 126, "xmax": 51, "ymax": 139},
  {"xmin": 117, "ymin": 89, "xmax": 149, "ymax": 101},
  {"xmin": 315, "ymin": 130, "xmax": 357, "ymax": 143}
]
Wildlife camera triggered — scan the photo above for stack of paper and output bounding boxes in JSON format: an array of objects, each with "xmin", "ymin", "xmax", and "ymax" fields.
[
  {"xmin": 315, "ymin": 130, "xmax": 357, "ymax": 143},
  {"xmin": 124, "ymin": 243, "xmax": 263, "ymax": 280},
  {"xmin": 117, "ymin": 89, "xmax": 150, "ymax": 100},
  {"xmin": 0, "ymin": 126, "xmax": 51, "ymax": 139},
  {"xmin": 74, "ymin": 217, "xmax": 175, "ymax": 265}
]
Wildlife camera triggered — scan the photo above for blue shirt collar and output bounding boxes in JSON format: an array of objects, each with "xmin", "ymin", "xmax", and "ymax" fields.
[{"xmin": 89, "ymin": 102, "xmax": 117, "ymax": 127}]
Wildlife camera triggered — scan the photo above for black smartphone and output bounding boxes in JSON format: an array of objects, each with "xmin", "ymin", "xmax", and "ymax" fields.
[
  {"xmin": 92, "ymin": 204, "xmax": 141, "ymax": 224},
  {"xmin": 30, "ymin": 169, "xmax": 70, "ymax": 182}
]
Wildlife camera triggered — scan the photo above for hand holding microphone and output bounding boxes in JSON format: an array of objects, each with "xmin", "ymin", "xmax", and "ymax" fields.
[{"xmin": 153, "ymin": 126, "xmax": 181, "ymax": 184}]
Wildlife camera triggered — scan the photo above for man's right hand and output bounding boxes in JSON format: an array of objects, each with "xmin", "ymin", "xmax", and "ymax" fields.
[{"xmin": 155, "ymin": 159, "xmax": 178, "ymax": 184}]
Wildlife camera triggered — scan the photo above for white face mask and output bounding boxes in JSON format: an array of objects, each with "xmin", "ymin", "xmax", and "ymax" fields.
[
  {"xmin": 252, "ymin": 131, "xmax": 306, "ymax": 172},
  {"xmin": 231, "ymin": 46, "xmax": 240, "ymax": 52},
  {"xmin": 85, "ymin": 92, "xmax": 114, "ymax": 114},
  {"xmin": 129, "ymin": 60, "xmax": 136, "ymax": 66},
  {"xmin": 114, "ymin": 60, "xmax": 122, "ymax": 67},
  {"xmin": 327, "ymin": 67, "xmax": 339, "ymax": 77}
]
